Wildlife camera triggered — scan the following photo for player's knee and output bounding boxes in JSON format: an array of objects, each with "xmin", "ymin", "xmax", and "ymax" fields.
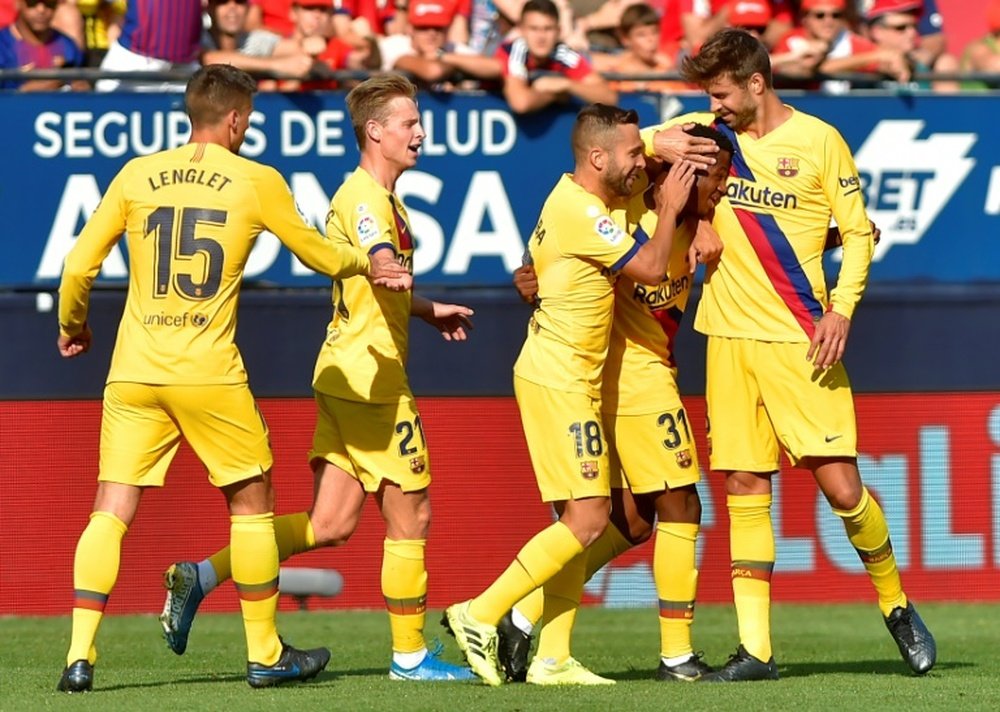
[{"xmin": 310, "ymin": 517, "xmax": 357, "ymax": 548}]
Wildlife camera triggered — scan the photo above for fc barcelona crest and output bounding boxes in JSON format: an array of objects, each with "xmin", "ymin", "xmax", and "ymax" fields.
[
  {"xmin": 409, "ymin": 456, "xmax": 426, "ymax": 474},
  {"xmin": 580, "ymin": 460, "xmax": 600, "ymax": 480},
  {"xmin": 675, "ymin": 449, "xmax": 693, "ymax": 469},
  {"xmin": 777, "ymin": 158, "xmax": 799, "ymax": 178}
]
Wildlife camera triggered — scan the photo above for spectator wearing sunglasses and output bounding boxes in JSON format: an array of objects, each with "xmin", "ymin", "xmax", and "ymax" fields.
[
  {"xmin": 864, "ymin": 0, "xmax": 958, "ymax": 91},
  {"xmin": 0, "ymin": 0, "xmax": 85, "ymax": 91}
]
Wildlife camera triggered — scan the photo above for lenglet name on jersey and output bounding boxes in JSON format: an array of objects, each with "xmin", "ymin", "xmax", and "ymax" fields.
[
  {"xmin": 632, "ymin": 275, "xmax": 689, "ymax": 308},
  {"xmin": 727, "ymin": 180, "xmax": 798, "ymax": 210},
  {"xmin": 147, "ymin": 168, "xmax": 233, "ymax": 193}
]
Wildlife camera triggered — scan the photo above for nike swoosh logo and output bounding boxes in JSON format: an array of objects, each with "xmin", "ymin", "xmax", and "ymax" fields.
[
  {"xmin": 825, "ymin": 435, "xmax": 843, "ymax": 443},
  {"xmin": 255, "ymin": 663, "xmax": 301, "ymax": 677}
]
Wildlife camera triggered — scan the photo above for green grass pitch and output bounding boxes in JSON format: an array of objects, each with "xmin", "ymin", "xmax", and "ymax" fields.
[{"xmin": 3, "ymin": 603, "xmax": 998, "ymax": 711}]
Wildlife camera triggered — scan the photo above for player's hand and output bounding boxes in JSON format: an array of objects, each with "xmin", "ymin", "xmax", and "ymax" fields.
[
  {"xmin": 421, "ymin": 302, "xmax": 474, "ymax": 341},
  {"xmin": 870, "ymin": 219, "xmax": 881, "ymax": 246},
  {"xmin": 656, "ymin": 160, "xmax": 696, "ymax": 216},
  {"xmin": 807, "ymin": 311, "xmax": 850, "ymax": 371},
  {"xmin": 368, "ymin": 250, "xmax": 413, "ymax": 292},
  {"xmin": 513, "ymin": 264, "xmax": 539, "ymax": 305},
  {"xmin": 57, "ymin": 324, "xmax": 92, "ymax": 359},
  {"xmin": 652, "ymin": 124, "xmax": 719, "ymax": 171},
  {"xmin": 688, "ymin": 219, "xmax": 723, "ymax": 273}
]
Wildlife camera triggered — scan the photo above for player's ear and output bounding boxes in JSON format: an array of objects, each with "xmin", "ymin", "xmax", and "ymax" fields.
[
  {"xmin": 749, "ymin": 73, "xmax": 765, "ymax": 95},
  {"xmin": 366, "ymin": 120, "xmax": 382, "ymax": 143},
  {"xmin": 591, "ymin": 147, "xmax": 606, "ymax": 171}
]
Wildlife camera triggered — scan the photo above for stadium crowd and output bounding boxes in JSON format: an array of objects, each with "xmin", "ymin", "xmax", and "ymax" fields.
[{"xmin": 2, "ymin": 0, "xmax": 999, "ymax": 101}]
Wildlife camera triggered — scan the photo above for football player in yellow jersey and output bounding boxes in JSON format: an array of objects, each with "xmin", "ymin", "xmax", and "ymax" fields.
[
  {"xmin": 444, "ymin": 104, "xmax": 699, "ymax": 687},
  {"xmin": 158, "ymin": 74, "xmax": 477, "ymax": 682},
  {"xmin": 55, "ymin": 65, "xmax": 411, "ymax": 694},
  {"xmin": 500, "ymin": 124, "xmax": 734, "ymax": 684},
  {"xmin": 644, "ymin": 29, "xmax": 936, "ymax": 681}
]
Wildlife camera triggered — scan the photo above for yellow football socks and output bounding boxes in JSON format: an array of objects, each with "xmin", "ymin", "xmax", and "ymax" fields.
[
  {"xmin": 728, "ymin": 494, "xmax": 774, "ymax": 662},
  {"xmin": 534, "ymin": 549, "xmax": 587, "ymax": 663},
  {"xmin": 470, "ymin": 521, "xmax": 584, "ymax": 626},
  {"xmin": 583, "ymin": 521, "xmax": 634, "ymax": 580},
  {"xmin": 67, "ymin": 511, "xmax": 127, "ymax": 665},
  {"xmin": 833, "ymin": 487, "xmax": 907, "ymax": 617},
  {"xmin": 511, "ymin": 521, "xmax": 634, "ymax": 631},
  {"xmin": 230, "ymin": 512, "xmax": 281, "ymax": 666},
  {"xmin": 207, "ymin": 510, "xmax": 316, "ymax": 584},
  {"xmin": 655, "ymin": 522, "xmax": 699, "ymax": 660},
  {"xmin": 382, "ymin": 538, "xmax": 428, "ymax": 654}
]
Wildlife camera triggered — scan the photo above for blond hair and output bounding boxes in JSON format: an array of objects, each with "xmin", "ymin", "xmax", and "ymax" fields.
[{"xmin": 345, "ymin": 73, "xmax": 418, "ymax": 149}]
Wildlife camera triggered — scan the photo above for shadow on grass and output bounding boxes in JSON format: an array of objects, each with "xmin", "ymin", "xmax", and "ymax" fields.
[{"xmin": 780, "ymin": 659, "xmax": 973, "ymax": 678}]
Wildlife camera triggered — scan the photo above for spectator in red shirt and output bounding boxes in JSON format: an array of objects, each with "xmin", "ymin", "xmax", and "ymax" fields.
[
  {"xmin": 248, "ymin": 0, "xmax": 296, "ymax": 38},
  {"xmin": 333, "ymin": 0, "xmax": 403, "ymax": 51},
  {"xmin": 772, "ymin": 0, "xmax": 889, "ymax": 91},
  {"xmin": 380, "ymin": 0, "xmax": 500, "ymax": 89},
  {"xmin": 0, "ymin": 0, "xmax": 85, "ymax": 91},
  {"xmin": 495, "ymin": 0, "xmax": 616, "ymax": 114}
]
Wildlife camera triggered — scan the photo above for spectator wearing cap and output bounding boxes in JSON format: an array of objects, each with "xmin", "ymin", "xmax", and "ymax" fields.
[
  {"xmin": 380, "ymin": 0, "xmax": 501, "ymax": 89},
  {"xmin": 864, "ymin": 0, "xmax": 958, "ymax": 91},
  {"xmin": 0, "ymin": 0, "xmax": 86, "ymax": 91},
  {"xmin": 201, "ymin": 0, "xmax": 319, "ymax": 89},
  {"xmin": 495, "ymin": 0, "xmax": 616, "ymax": 114},
  {"xmin": 960, "ymin": 0, "xmax": 1000, "ymax": 88},
  {"xmin": 95, "ymin": 0, "xmax": 202, "ymax": 91}
]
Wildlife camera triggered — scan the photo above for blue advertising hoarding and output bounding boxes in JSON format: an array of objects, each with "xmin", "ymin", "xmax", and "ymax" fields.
[{"xmin": 1, "ymin": 90, "xmax": 998, "ymax": 287}]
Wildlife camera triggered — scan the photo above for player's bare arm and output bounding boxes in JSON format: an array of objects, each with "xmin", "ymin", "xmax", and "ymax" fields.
[
  {"xmin": 651, "ymin": 124, "xmax": 719, "ymax": 171},
  {"xmin": 411, "ymin": 294, "xmax": 475, "ymax": 341}
]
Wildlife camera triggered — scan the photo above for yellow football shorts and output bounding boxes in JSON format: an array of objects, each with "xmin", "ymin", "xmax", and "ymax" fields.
[
  {"xmin": 309, "ymin": 391, "xmax": 431, "ymax": 493},
  {"xmin": 99, "ymin": 382, "xmax": 272, "ymax": 488},
  {"xmin": 514, "ymin": 376, "xmax": 610, "ymax": 503},
  {"xmin": 604, "ymin": 402, "xmax": 701, "ymax": 494},
  {"xmin": 705, "ymin": 335, "xmax": 858, "ymax": 471}
]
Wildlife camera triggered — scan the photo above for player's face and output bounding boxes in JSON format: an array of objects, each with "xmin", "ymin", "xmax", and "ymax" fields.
[
  {"xmin": 704, "ymin": 74, "xmax": 758, "ymax": 132},
  {"xmin": 376, "ymin": 95, "xmax": 425, "ymax": 170},
  {"xmin": 521, "ymin": 11, "xmax": 559, "ymax": 59},
  {"xmin": 690, "ymin": 149, "xmax": 731, "ymax": 216},
  {"xmin": 623, "ymin": 24, "xmax": 660, "ymax": 63},
  {"xmin": 603, "ymin": 124, "xmax": 646, "ymax": 198}
]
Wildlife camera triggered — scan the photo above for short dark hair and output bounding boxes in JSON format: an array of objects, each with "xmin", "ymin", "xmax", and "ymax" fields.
[
  {"xmin": 571, "ymin": 103, "xmax": 639, "ymax": 163},
  {"xmin": 521, "ymin": 0, "xmax": 559, "ymax": 22},
  {"xmin": 620, "ymin": 3, "xmax": 659, "ymax": 34},
  {"xmin": 686, "ymin": 123, "xmax": 734, "ymax": 157},
  {"xmin": 185, "ymin": 64, "xmax": 257, "ymax": 128},
  {"xmin": 681, "ymin": 28, "xmax": 773, "ymax": 89}
]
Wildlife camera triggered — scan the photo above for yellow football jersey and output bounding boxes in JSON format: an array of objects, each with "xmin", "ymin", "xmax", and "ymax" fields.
[
  {"xmin": 642, "ymin": 109, "xmax": 873, "ymax": 342},
  {"xmin": 59, "ymin": 142, "xmax": 370, "ymax": 385},
  {"xmin": 604, "ymin": 191, "xmax": 694, "ymax": 415},
  {"xmin": 514, "ymin": 174, "xmax": 641, "ymax": 399},
  {"xmin": 313, "ymin": 167, "xmax": 414, "ymax": 403}
]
